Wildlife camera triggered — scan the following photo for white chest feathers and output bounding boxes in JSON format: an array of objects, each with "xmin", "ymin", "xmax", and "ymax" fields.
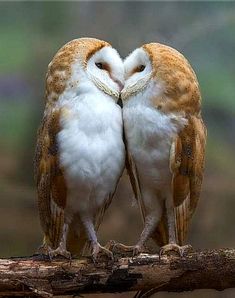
[
  {"xmin": 57, "ymin": 89, "xmax": 125, "ymax": 197},
  {"xmin": 123, "ymin": 93, "xmax": 187, "ymax": 189}
]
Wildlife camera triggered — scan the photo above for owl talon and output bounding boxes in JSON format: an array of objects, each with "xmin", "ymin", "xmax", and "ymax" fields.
[
  {"xmin": 36, "ymin": 242, "xmax": 71, "ymax": 260},
  {"xmin": 104, "ymin": 240, "xmax": 117, "ymax": 251},
  {"xmin": 92, "ymin": 242, "xmax": 113, "ymax": 262},
  {"xmin": 36, "ymin": 243, "xmax": 54, "ymax": 260},
  {"xmin": 111, "ymin": 242, "xmax": 136, "ymax": 254},
  {"xmin": 132, "ymin": 244, "xmax": 147, "ymax": 256},
  {"xmin": 48, "ymin": 247, "xmax": 71, "ymax": 260},
  {"xmin": 159, "ymin": 244, "xmax": 193, "ymax": 259},
  {"xmin": 37, "ymin": 244, "xmax": 49, "ymax": 255},
  {"xmin": 109, "ymin": 242, "xmax": 148, "ymax": 256}
]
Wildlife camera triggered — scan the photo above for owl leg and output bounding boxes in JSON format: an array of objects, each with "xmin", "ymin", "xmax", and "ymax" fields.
[
  {"xmin": 108, "ymin": 216, "xmax": 154, "ymax": 257},
  {"xmin": 159, "ymin": 196, "xmax": 191, "ymax": 257},
  {"xmin": 81, "ymin": 216, "xmax": 113, "ymax": 262},
  {"xmin": 48, "ymin": 224, "xmax": 71, "ymax": 259},
  {"xmin": 111, "ymin": 210, "xmax": 162, "ymax": 256},
  {"xmin": 134, "ymin": 212, "xmax": 161, "ymax": 255},
  {"xmin": 109, "ymin": 191, "xmax": 162, "ymax": 256},
  {"xmin": 37, "ymin": 235, "xmax": 53, "ymax": 256},
  {"xmin": 136, "ymin": 210, "xmax": 162, "ymax": 252}
]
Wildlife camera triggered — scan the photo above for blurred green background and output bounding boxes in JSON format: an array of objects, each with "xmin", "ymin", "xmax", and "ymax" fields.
[{"xmin": 0, "ymin": 2, "xmax": 235, "ymax": 297}]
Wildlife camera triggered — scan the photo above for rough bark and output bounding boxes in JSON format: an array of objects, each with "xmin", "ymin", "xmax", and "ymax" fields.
[{"xmin": 0, "ymin": 248, "xmax": 235, "ymax": 297}]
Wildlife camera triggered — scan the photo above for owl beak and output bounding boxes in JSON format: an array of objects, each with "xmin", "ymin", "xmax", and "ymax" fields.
[
  {"xmin": 111, "ymin": 76, "xmax": 124, "ymax": 92},
  {"xmin": 117, "ymin": 97, "xmax": 123, "ymax": 108},
  {"xmin": 115, "ymin": 80, "xmax": 124, "ymax": 92}
]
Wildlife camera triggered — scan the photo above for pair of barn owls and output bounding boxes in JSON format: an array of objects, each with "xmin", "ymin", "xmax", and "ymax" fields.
[{"xmin": 34, "ymin": 38, "xmax": 206, "ymax": 261}]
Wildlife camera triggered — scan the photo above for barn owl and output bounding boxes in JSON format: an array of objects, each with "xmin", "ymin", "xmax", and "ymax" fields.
[
  {"xmin": 118, "ymin": 43, "xmax": 206, "ymax": 256},
  {"xmin": 34, "ymin": 38, "xmax": 125, "ymax": 260}
]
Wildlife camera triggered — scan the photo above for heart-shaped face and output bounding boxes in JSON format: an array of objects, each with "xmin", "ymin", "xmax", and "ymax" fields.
[
  {"xmin": 121, "ymin": 42, "xmax": 201, "ymax": 115},
  {"xmin": 45, "ymin": 38, "xmax": 124, "ymax": 104}
]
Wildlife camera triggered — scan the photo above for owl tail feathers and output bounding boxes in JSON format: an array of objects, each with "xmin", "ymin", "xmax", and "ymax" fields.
[
  {"xmin": 151, "ymin": 196, "xmax": 190, "ymax": 248},
  {"xmin": 175, "ymin": 195, "xmax": 190, "ymax": 245},
  {"xmin": 151, "ymin": 207, "xmax": 169, "ymax": 247},
  {"xmin": 66, "ymin": 224, "xmax": 87, "ymax": 257}
]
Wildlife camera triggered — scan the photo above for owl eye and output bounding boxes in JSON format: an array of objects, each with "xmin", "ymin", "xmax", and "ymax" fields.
[
  {"xmin": 138, "ymin": 65, "xmax": 145, "ymax": 72},
  {"xmin": 95, "ymin": 62, "xmax": 104, "ymax": 69}
]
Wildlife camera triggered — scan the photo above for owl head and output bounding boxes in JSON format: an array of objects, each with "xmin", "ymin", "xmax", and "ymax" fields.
[
  {"xmin": 121, "ymin": 43, "xmax": 201, "ymax": 114},
  {"xmin": 45, "ymin": 38, "xmax": 124, "ymax": 104}
]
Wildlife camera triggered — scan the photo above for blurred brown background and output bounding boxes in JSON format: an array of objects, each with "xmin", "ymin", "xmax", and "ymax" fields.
[{"xmin": 0, "ymin": 2, "xmax": 235, "ymax": 297}]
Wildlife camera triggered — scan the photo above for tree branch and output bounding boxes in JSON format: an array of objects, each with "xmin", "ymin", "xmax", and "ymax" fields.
[{"xmin": 1, "ymin": 248, "xmax": 235, "ymax": 297}]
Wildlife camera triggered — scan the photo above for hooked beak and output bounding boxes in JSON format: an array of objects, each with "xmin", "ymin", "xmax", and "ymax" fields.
[
  {"xmin": 115, "ymin": 80, "xmax": 124, "ymax": 92},
  {"xmin": 111, "ymin": 76, "xmax": 124, "ymax": 92}
]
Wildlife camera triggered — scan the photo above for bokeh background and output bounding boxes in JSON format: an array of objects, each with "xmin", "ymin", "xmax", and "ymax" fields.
[{"xmin": 1, "ymin": 2, "xmax": 235, "ymax": 297}]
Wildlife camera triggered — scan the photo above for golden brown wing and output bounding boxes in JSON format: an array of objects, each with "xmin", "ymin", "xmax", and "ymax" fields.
[
  {"xmin": 34, "ymin": 108, "xmax": 67, "ymax": 249},
  {"xmin": 153, "ymin": 115, "xmax": 206, "ymax": 246}
]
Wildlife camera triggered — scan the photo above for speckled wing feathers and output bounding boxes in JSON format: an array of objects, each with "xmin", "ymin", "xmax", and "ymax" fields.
[
  {"xmin": 174, "ymin": 116, "xmax": 206, "ymax": 244},
  {"xmin": 34, "ymin": 108, "xmax": 66, "ymax": 248},
  {"xmin": 153, "ymin": 115, "xmax": 206, "ymax": 246}
]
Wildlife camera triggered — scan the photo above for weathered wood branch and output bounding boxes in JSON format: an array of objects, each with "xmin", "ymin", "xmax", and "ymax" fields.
[{"xmin": 1, "ymin": 249, "xmax": 235, "ymax": 297}]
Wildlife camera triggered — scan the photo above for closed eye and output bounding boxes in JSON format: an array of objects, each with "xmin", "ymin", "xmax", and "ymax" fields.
[
  {"xmin": 95, "ymin": 62, "xmax": 104, "ymax": 69},
  {"xmin": 130, "ymin": 65, "xmax": 146, "ymax": 75},
  {"xmin": 95, "ymin": 62, "xmax": 110, "ymax": 72},
  {"xmin": 137, "ymin": 65, "xmax": 145, "ymax": 72}
]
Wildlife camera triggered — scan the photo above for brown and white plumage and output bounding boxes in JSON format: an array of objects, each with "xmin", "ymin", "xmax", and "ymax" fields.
[
  {"xmin": 121, "ymin": 43, "xmax": 206, "ymax": 255},
  {"xmin": 34, "ymin": 38, "xmax": 125, "ymax": 259}
]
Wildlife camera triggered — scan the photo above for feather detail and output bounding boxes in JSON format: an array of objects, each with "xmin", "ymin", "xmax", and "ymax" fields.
[
  {"xmin": 175, "ymin": 195, "xmax": 190, "ymax": 245},
  {"xmin": 151, "ymin": 115, "xmax": 206, "ymax": 246},
  {"xmin": 34, "ymin": 108, "xmax": 67, "ymax": 249},
  {"xmin": 153, "ymin": 115, "xmax": 206, "ymax": 246}
]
